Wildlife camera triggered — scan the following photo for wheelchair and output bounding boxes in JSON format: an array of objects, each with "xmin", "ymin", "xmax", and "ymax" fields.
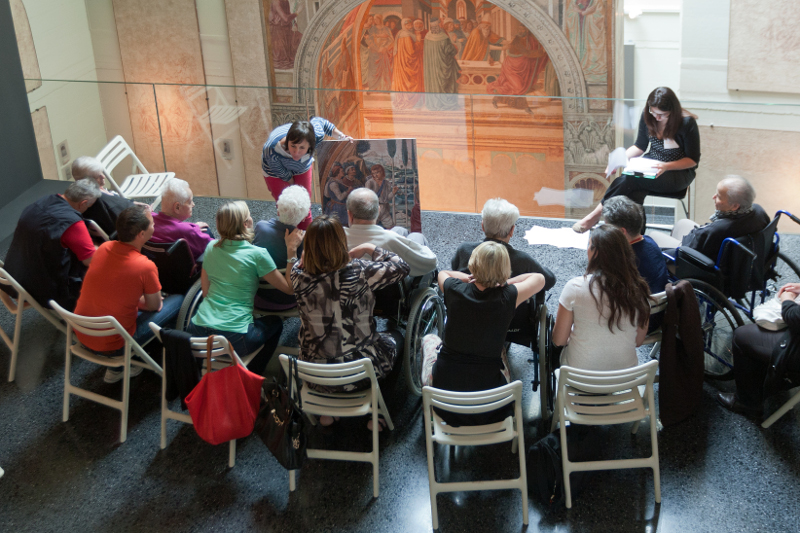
[
  {"xmin": 141, "ymin": 238, "xmax": 200, "ymax": 296},
  {"xmin": 666, "ymin": 210, "xmax": 800, "ymax": 380},
  {"xmin": 174, "ymin": 268, "xmax": 446, "ymax": 398}
]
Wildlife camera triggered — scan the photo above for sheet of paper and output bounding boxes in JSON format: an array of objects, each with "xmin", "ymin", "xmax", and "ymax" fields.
[
  {"xmin": 624, "ymin": 157, "xmax": 659, "ymax": 175},
  {"xmin": 524, "ymin": 225, "xmax": 590, "ymax": 249},
  {"xmin": 606, "ymin": 146, "xmax": 628, "ymax": 178},
  {"xmin": 534, "ymin": 187, "xmax": 594, "ymax": 208}
]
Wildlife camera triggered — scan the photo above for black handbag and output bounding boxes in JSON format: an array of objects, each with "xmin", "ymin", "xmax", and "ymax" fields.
[{"xmin": 255, "ymin": 356, "xmax": 308, "ymax": 470}]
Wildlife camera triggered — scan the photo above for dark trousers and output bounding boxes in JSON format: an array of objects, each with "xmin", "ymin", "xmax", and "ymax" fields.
[
  {"xmin": 602, "ymin": 168, "xmax": 696, "ymax": 205},
  {"xmin": 187, "ymin": 316, "xmax": 283, "ymax": 376},
  {"xmin": 732, "ymin": 324, "xmax": 800, "ymax": 406}
]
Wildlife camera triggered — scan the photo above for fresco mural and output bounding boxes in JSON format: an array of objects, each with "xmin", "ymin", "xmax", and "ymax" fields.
[{"xmin": 317, "ymin": 138, "xmax": 420, "ymax": 231}]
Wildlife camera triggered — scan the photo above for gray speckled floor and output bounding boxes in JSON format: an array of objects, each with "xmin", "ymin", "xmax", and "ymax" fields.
[{"xmin": 0, "ymin": 197, "xmax": 799, "ymax": 533}]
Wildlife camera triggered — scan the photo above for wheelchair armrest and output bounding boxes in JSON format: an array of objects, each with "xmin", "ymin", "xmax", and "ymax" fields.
[{"xmin": 675, "ymin": 246, "xmax": 721, "ymax": 288}]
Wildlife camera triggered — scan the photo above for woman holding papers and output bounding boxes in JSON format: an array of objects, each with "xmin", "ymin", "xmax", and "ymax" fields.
[{"xmin": 573, "ymin": 87, "xmax": 700, "ymax": 233}]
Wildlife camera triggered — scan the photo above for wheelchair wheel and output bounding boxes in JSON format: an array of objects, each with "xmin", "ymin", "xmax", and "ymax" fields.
[
  {"xmin": 175, "ymin": 279, "xmax": 203, "ymax": 332},
  {"xmin": 770, "ymin": 251, "xmax": 800, "ymax": 290},
  {"xmin": 686, "ymin": 278, "xmax": 744, "ymax": 380},
  {"xmin": 537, "ymin": 307, "xmax": 556, "ymax": 426},
  {"xmin": 404, "ymin": 287, "xmax": 445, "ymax": 397}
]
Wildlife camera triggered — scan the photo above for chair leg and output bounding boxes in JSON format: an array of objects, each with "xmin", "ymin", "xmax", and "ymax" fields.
[
  {"xmin": 560, "ymin": 419, "xmax": 572, "ymax": 508},
  {"xmin": 761, "ymin": 390, "xmax": 800, "ymax": 429},
  {"xmin": 7, "ymin": 310, "xmax": 22, "ymax": 382},
  {"xmin": 650, "ymin": 411, "xmax": 661, "ymax": 503},
  {"xmin": 228, "ymin": 440, "xmax": 236, "ymax": 468},
  {"xmin": 631, "ymin": 420, "xmax": 641, "ymax": 435},
  {"xmin": 289, "ymin": 469, "xmax": 296, "ymax": 492},
  {"xmin": 160, "ymin": 353, "xmax": 168, "ymax": 450},
  {"xmin": 372, "ymin": 408, "xmax": 380, "ymax": 498},
  {"xmin": 63, "ymin": 341, "xmax": 72, "ymax": 422},
  {"xmin": 120, "ymin": 358, "xmax": 131, "ymax": 443}
]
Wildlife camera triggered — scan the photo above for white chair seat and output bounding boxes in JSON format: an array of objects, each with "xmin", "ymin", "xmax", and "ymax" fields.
[{"xmin": 118, "ymin": 172, "xmax": 174, "ymax": 199}]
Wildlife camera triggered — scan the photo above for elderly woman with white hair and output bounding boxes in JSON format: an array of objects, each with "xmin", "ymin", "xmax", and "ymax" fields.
[
  {"xmin": 451, "ymin": 197, "xmax": 556, "ymax": 292},
  {"xmin": 151, "ymin": 178, "xmax": 213, "ymax": 262},
  {"xmin": 422, "ymin": 241, "xmax": 545, "ymax": 426},
  {"xmin": 71, "ymin": 155, "xmax": 134, "ymax": 236},
  {"xmin": 253, "ymin": 185, "xmax": 311, "ymax": 310}
]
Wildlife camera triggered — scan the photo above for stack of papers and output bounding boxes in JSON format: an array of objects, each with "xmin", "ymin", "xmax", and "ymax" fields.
[{"xmin": 622, "ymin": 157, "xmax": 659, "ymax": 178}]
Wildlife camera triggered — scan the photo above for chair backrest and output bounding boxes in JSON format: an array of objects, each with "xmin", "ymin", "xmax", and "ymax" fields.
[
  {"xmin": 649, "ymin": 291, "xmax": 667, "ymax": 315},
  {"xmin": 149, "ymin": 323, "xmax": 244, "ymax": 366},
  {"xmin": 0, "ymin": 266, "xmax": 28, "ymax": 312},
  {"xmin": 734, "ymin": 214, "xmax": 780, "ymax": 294},
  {"xmin": 95, "ymin": 136, "xmax": 149, "ymax": 196},
  {"xmin": 557, "ymin": 360, "xmax": 658, "ymax": 425},
  {"xmin": 716, "ymin": 237, "xmax": 757, "ymax": 298},
  {"xmin": 85, "ymin": 219, "xmax": 110, "ymax": 244},
  {"xmin": 141, "ymin": 239, "xmax": 198, "ymax": 295},
  {"xmin": 506, "ymin": 292, "xmax": 545, "ymax": 346},
  {"xmin": 423, "ymin": 381, "xmax": 521, "ymax": 418},
  {"xmin": 278, "ymin": 354, "xmax": 377, "ymax": 389}
]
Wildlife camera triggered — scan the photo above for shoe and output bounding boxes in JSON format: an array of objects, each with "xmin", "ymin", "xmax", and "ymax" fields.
[
  {"xmin": 572, "ymin": 222, "xmax": 590, "ymax": 234},
  {"xmin": 104, "ymin": 365, "xmax": 144, "ymax": 384},
  {"xmin": 717, "ymin": 392, "xmax": 762, "ymax": 418}
]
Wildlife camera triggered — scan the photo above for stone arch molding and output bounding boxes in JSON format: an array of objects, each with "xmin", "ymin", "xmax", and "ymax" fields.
[{"xmin": 293, "ymin": 0, "xmax": 588, "ymax": 113}]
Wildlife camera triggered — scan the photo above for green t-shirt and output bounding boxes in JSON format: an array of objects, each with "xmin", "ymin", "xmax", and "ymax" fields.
[{"xmin": 192, "ymin": 239, "xmax": 276, "ymax": 333}]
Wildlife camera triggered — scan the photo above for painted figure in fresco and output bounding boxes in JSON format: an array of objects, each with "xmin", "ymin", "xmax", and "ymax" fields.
[
  {"xmin": 334, "ymin": 36, "xmax": 357, "ymax": 114},
  {"xmin": 360, "ymin": 15, "xmax": 375, "ymax": 89},
  {"xmin": 461, "ymin": 19, "xmax": 504, "ymax": 63},
  {"xmin": 391, "ymin": 18, "xmax": 425, "ymax": 110},
  {"xmin": 423, "ymin": 19, "xmax": 460, "ymax": 111},
  {"xmin": 565, "ymin": 0, "xmax": 607, "ymax": 84},
  {"xmin": 366, "ymin": 14, "xmax": 395, "ymax": 92},
  {"xmin": 487, "ymin": 27, "xmax": 549, "ymax": 114},
  {"xmin": 448, "ymin": 19, "xmax": 468, "ymax": 59},
  {"xmin": 413, "ymin": 19, "xmax": 428, "ymax": 43},
  {"xmin": 323, "ymin": 162, "xmax": 352, "ymax": 224},
  {"xmin": 366, "ymin": 164, "xmax": 399, "ymax": 229},
  {"xmin": 463, "ymin": 19, "xmax": 476, "ymax": 35},
  {"xmin": 269, "ymin": 0, "xmax": 302, "ymax": 70}
]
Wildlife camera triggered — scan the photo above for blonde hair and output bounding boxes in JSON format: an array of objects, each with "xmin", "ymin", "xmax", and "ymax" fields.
[
  {"xmin": 303, "ymin": 215, "xmax": 350, "ymax": 276},
  {"xmin": 215, "ymin": 201, "xmax": 253, "ymax": 247},
  {"xmin": 468, "ymin": 241, "xmax": 511, "ymax": 288}
]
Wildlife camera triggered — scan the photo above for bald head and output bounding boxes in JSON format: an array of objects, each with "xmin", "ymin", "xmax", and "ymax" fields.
[
  {"xmin": 714, "ymin": 175, "xmax": 755, "ymax": 212},
  {"xmin": 346, "ymin": 188, "xmax": 379, "ymax": 223}
]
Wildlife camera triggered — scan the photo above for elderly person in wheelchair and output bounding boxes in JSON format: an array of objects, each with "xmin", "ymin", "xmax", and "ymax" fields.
[
  {"xmin": 150, "ymin": 178, "xmax": 214, "ymax": 262},
  {"xmin": 421, "ymin": 241, "xmax": 544, "ymax": 426}
]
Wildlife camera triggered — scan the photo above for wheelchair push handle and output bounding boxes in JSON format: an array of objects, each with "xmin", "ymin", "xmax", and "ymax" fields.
[{"xmin": 777, "ymin": 210, "xmax": 800, "ymax": 226}]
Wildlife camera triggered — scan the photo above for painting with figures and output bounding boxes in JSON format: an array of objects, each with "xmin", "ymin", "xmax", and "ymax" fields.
[{"xmin": 317, "ymin": 138, "xmax": 420, "ymax": 232}]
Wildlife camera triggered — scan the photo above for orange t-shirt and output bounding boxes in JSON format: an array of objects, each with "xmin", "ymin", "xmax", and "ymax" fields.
[{"xmin": 74, "ymin": 241, "xmax": 161, "ymax": 352}]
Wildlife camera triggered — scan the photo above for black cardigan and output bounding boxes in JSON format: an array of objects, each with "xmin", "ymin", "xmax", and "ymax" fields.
[
  {"xmin": 764, "ymin": 300, "xmax": 800, "ymax": 396},
  {"xmin": 635, "ymin": 115, "xmax": 701, "ymax": 168}
]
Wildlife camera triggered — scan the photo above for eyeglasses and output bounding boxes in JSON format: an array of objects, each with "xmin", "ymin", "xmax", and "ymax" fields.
[{"xmin": 649, "ymin": 107, "xmax": 670, "ymax": 119}]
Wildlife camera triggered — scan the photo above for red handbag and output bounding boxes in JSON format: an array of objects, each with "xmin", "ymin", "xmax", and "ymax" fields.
[{"xmin": 185, "ymin": 336, "xmax": 265, "ymax": 445}]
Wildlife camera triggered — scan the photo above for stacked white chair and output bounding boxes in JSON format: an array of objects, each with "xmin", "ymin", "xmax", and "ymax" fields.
[{"xmin": 95, "ymin": 135, "xmax": 173, "ymax": 209}]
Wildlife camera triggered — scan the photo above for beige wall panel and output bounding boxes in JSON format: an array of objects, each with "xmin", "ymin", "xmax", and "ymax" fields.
[
  {"xmin": 112, "ymin": 0, "xmax": 218, "ymax": 196},
  {"xmin": 696, "ymin": 126, "xmax": 800, "ymax": 234},
  {"xmin": 31, "ymin": 107, "xmax": 58, "ymax": 181},
  {"xmin": 10, "ymin": 0, "xmax": 41, "ymax": 93},
  {"xmin": 225, "ymin": 0, "xmax": 273, "ymax": 200},
  {"xmin": 728, "ymin": 0, "xmax": 800, "ymax": 94}
]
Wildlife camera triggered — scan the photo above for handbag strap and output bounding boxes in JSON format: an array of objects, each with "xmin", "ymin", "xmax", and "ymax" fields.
[
  {"xmin": 205, "ymin": 335, "xmax": 214, "ymax": 371},
  {"xmin": 288, "ymin": 355, "xmax": 302, "ymax": 410}
]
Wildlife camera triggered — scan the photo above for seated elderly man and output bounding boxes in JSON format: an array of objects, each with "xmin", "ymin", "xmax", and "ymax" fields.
[
  {"xmin": 345, "ymin": 188, "xmax": 437, "ymax": 277},
  {"xmin": 365, "ymin": 164, "xmax": 398, "ymax": 229},
  {"xmin": 71, "ymin": 155, "xmax": 134, "ymax": 237},
  {"xmin": 450, "ymin": 198, "xmax": 556, "ymax": 292},
  {"xmin": 74, "ymin": 205, "xmax": 183, "ymax": 383},
  {"xmin": 650, "ymin": 175, "xmax": 770, "ymax": 261},
  {"xmin": 150, "ymin": 178, "xmax": 213, "ymax": 261},
  {"xmin": 253, "ymin": 185, "xmax": 310, "ymax": 309},
  {"xmin": 603, "ymin": 196, "xmax": 669, "ymax": 332},
  {"xmin": 2, "ymin": 179, "xmax": 101, "ymax": 311}
]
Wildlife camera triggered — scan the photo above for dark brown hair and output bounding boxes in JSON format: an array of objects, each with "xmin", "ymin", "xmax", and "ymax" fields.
[
  {"xmin": 282, "ymin": 120, "xmax": 316, "ymax": 156},
  {"xmin": 586, "ymin": 225, "xmax": 651, "ymax": 332},
  {"xmin": 302, "ymin": 215, "xmax": 350, "ymax": 276},
  {"xmin": 643, "ymin": 86, "xmax": 697, "ymax": 140}
]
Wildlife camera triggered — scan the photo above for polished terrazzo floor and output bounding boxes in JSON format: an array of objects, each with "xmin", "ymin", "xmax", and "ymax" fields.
[{"xmin": 0, "ymin": 197, "xmax": 799, "ymax": 533}]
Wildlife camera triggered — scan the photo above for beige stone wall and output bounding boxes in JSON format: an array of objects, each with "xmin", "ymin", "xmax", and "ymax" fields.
[{"xmin": 695, "ymin": 126, "xmax": 800, "ymax": 234}]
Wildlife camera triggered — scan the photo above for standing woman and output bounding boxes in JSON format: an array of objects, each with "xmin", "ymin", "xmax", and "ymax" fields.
[
  {"xmin": 573, "ymin": 87, "xmax": 700, "ymax": 233},
  {"xmin": 553, "ymin": 224, "xmax": 651, "ymax": 370},
  {"xmin": 262, "ymin": 117, "xmax": 353, "ymax": 230}
]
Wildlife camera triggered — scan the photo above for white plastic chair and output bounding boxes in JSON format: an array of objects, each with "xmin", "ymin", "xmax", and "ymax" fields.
[
  {"xmin": 278, "ymin": 354, "xmax": 394, "ymax": 498},
  {"xmin": 550, "ymin": 360, "xmax": 661, "ymax": 508},
  {"xmin": 762, "ymin": 388, "xmax": 800, "ymax": 429},
  {"xmin": 95, "ymin": 135, "xmax": 173, "ymax": 208},
  {"xmin": 150, "ymin": 323, "xmax": 258, "ymax": 467},
  {"xmin": 50, "ymin": 301, "xmax": 163, "ymax": 443},
  {"xmin": 0, "ymin": 265, "xmax": 66, "ymax": 382},
  {"xmin": 422, "ymin": 381, "xmax": 528, "ymax": 530}
]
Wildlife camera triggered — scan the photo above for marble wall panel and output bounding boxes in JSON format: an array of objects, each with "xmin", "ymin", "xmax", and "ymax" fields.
[
  {"xmin": 728, "ymin": 0, "xmax": 800, "ymax": 94},
  {"xmin": 31, "ymin": 107, "xmax": 58, "ymax": 181},
  {"xmin": 112, "ymin": 0, "xmax": 218, "ymax": 196},
  {"xmin": 10, "ymin": 0, "xmax": 41, "ymax": 93},
  {"xmin": 225, "ymin": 0, "xmax": 273, "ymax": 200}
]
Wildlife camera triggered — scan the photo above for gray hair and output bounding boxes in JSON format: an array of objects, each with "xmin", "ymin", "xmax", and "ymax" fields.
[
  {"xmin": 64, "ymin": 179, "xmax": 101, "ymax": 203},
  {"xmin": 346, "ymin": 188, "xmax": 379, "ymax": 221},
  {"xmin": 71, "ymin": 156, "xmax": 105, "ymax": 180},
  {"xmin": 602, "ymin": 196, "xmax": 644, "ymax": 237},
  {"xmin": 481, "ymin": 198, "xmax": 519, "ymax": 239},
  {"xmin": 277, "ymin": 185, "xmax": 311, "ymax": 226},
  {"xmin": 160, "ymin": 177, "xmax": 192, "ymax": 205},
  {"xmin": 721, "ymin": 175, "xmax": 755, "ymax": 209}
]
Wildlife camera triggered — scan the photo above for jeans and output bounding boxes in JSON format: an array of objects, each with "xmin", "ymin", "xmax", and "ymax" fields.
[
  {"xmin": 91, "ymin": 294, "xmax": 183, "ymax": 357},
  {"xmin": 187, "ymin": 315, "xmax": 283, "ymax": 375}
]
